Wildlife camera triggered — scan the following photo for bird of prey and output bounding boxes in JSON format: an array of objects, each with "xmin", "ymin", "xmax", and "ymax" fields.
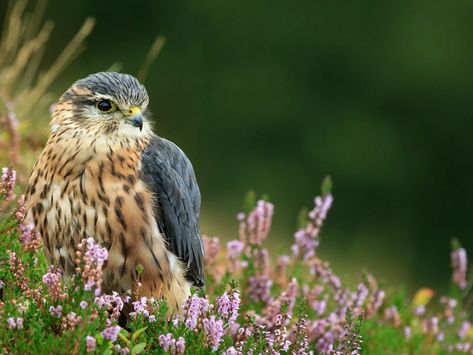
[{"xmin": 25, "ymin": 72, "xmax": 204, "ymax": 310}]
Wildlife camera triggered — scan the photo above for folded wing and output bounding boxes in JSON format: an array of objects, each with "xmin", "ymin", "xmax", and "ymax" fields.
[{"xmin": 141, "ymin": 136, "xmax": 204, "ymax": 287}]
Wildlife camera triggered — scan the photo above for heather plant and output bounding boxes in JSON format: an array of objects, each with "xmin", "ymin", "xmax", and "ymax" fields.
[{"xmin": 1, "ymin": 167, "xmax": 473, "ymax": 354}]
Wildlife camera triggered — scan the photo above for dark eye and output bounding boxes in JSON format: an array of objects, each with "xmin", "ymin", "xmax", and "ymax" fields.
[{"xmin": 96, "ymin": 99, "xmax": 115, "ymax": 112}]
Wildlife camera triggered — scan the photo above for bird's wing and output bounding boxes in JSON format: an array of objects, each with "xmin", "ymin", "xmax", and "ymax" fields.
[{"xmin": 140, "ymin": 135, "xmax": 204, "ymax": 286}]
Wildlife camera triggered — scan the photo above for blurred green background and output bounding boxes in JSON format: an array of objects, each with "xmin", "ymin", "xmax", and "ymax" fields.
[{"xmin": 2, "ymin": 0, "xmax": 473, "ymax": 292}]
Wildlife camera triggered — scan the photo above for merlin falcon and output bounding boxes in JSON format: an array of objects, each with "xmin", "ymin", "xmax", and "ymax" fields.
[{"xmin": 25, "ymin": 72, "xmax": 204, "ymax": 309}]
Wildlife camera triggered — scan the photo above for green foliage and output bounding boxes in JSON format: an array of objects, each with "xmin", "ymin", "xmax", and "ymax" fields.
[
  {"xmin": 321, "ymin": 175, "xmax": 333, "ymax": 197},
  {"xmin": 243, "ymin": 190, "xmax": 256, "ymax": 214}
]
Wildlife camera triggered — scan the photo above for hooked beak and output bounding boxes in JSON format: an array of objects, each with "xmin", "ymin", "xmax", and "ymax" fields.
[{"xmin": 125, "ymin": 106, "xmax": 143, "ymax": 131}]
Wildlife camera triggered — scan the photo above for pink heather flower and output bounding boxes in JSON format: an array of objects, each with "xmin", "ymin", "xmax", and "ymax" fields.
[
  {"xmin": 84, "ymin": 280, "xmax": 94, "ymax": 291},
  {"xmin": 367, "ymin": 289, "xmax": 385, "ymax": 316},
  {"xmin": 78, "ymin": 238, "xmax": 108, "ymax": 293},
  {"xmin": 423, "ymin": 316, "xmax": 439, "ymax": 335},
  {"xmin": 440, "ymin": 296, "xmax": 458, "ymax": 309},
  {"xmin": 158, "ymin": 333, "xmax": 174, "ymax": 352},
  {"xmin": 277, "ymin": 254, "xmax": 290, "ymax": 270},
  {"xmin": 203, "ymin": 236, "xmax": 221, "ymax": 265},
  {"xmin": 85, "ymin": 238, "xmax": 108, "ymax": 265},
  {"xmin": 101, "ymin": 324, "xmax": 121, "ymax": 342},
  {"xmin": 248, "ymin": 275, "xmax": 273, "ymax": 303},
  {"xmin": 451, "ymin": 247, "xmax": 468, "ymax": 289},
  {"xmin": 94, "ymin": 292, "xmax": 127, "ymax": 319},
  {"xmin": 7, "ymin": 317, "xmax": 16, "ymax": 329},
  {"xmin": 404, "ymin": 326, "xmax": 412, "ymax": 339},
  {"xmin": 158, "ymin": 334, "xmax": 185, "ymax": 354},
  {"xmin": 80, "ymin": 301, "xmax": 88, "ymax": 309},
  {"xmin": 275, "ymin": 255, "xmax": 291, "ymax": 284},
  {"xmin": 175, "ymin": 337, "xmax": 185, "ymax": 354},
  {"xmin": 311, "ymin": 195, "xmax": 334, "ymax": 222},
  {"xmin": 217, "ymin": 290, "xmax": 240, "ymax": 325},
  {"xmin": 314, "ymin": 327, "xmax": 335, "ymax": 353},
  {"xmin": 14, "ymin": 317, "xmax": 23, "ymax": 329},
  {"xmin": 458, "ymin": 321, "xmax": 471, "ymax": 339},
  {"xmin": 1, "ymin": 167, "xmax": 16, "ymax": 201},
  {"xmin": 239, "ymin": 200, "xmax": 274, "ymax": 245},
  {"xmin": 15, "ymin": 195, "xmax": 41, "ymax": 252},
  {"xmin": 42, "ymin": 266, "xmax": 63, "ymax": 300},
  {"xmin": 414, "ymin": 305, "xmax": 426, "ymax": 316},
  {"xmin": 334, "ymin": 290, "xmax": 349, "ymax": 317},
  {"xmin": 148, "ymin": 315, "xmax": 156, "ymax": 323},
  {"xmin": 203, "ymin": 315, "xmax": 224, "ymax": 351},
  {"xmin": 234, "ymin": 326, "xmax": 252, "ymax": 352},
  {"xmin": 67, "ymin": 312, "xmax": 78, "ymax": 321},
  {"xmin": 224, "ymin": 346, "xmax": 239, "ymax": 355},
  {"xmin": 263, "ymin": 278, "xmax": 298, "ymax": 325},
  {"xmin": 292, "ymin": 314, "xmax": 309, "ymax": 354},
  {"xmin": 309, "ymin": 258, "xmax": 341, "ymax": 290},
  {"xmin": 227, "ymin": 240, "xmax": 245, "ymax": 272},
  {"xmin": 227, "ymin": 240, "xmax": 245, "ymax": 258},
  {"xmin": 253, "ymin": 248, "xmax": 270, "ymax": 274},
  {"xmin": 15, "ymin": 195, "xmax": 26, "ymax": 221},
  {"xmin": 292, "ymin": 193, "xmax": 333, "ymax": 260},
  {"xmin": 129, "ymin": 297, "xmax": 150, "ymax": 318},
  {"xmin": 383, "ymin": 306, "xmax": 401, "ymax": 327},
  {"xmin": 266, "ymin": 312, "xmax": 291, "ymax": 352},
  {"xmin": 49, "ymin": 305, "xmax": 63, "ymax": 318},
  {"xmin": 455, "ymin": 343, "xmax": 472, "ymax": 352},
  {"xmin": 18, "ymin": 222, "xmax": 36, "ymax": 247},
  {"xmin": 312, "ymin": 298, "xmax": 328, "ymax": 316},
  {"xmin": 284, "ymin": 278, "xmax": 298, "ymax": 314},
  {"xmin": 183, "ymin": 295, "xmax": 209, "ymax": 330},
  {"xmin": 62, "ymin": 312, "xmax": 82, "ymax": 331},
  {"xmin": 86, "ymin": 335, "xmax": 96, "ymax": 353},
  {"xmin": 292, "ymin": 229, "xmax": 318, "ymax": 260},
  {"xmin": 352, "ymin": 283, "xmax": 369, "ymax": 316}
]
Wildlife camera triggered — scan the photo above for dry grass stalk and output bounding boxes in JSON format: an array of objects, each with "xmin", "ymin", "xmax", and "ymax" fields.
[
  {"xmin": 0, "ymin": 0, "xmax": 95, "ymax": 170},
  {"xmin": 138, "ymin": 35, "xmax": 166, "ymax": 83}
]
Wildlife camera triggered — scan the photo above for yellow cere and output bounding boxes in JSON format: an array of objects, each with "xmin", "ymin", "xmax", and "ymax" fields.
[{"xmin": 126, "ymin": 106, "xmax": 141, "ymax": 116}]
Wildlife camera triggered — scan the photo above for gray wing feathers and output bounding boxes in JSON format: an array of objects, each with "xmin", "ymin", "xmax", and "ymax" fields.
[{"xmin": 141, "ymin": 136, "xmax": 204, "ymax": 287}]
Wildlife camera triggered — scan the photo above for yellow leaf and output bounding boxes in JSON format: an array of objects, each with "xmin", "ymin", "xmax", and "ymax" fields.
[{"xmin": 411, "ymin": 288, "xmax": 435, "ymax": 307}]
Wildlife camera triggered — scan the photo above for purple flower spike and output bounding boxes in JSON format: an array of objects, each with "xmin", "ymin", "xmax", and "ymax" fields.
[
  {"xmin": 101, "ymin": 325, "xmax": 121, "ymax": 342},
  {"xmin": 203, "ymin": 315, "xmax": 224, "ymax": 351},
  {"xmin": 86, "ymin": 336, "xmax": 96, "ymax": 353},
  {"xmin": 217, "ymin": 289, "xmax": 241, "ymax": 325},
  {"xmin": 1, "ymin": 167, "xmax": 16, "ymax": 201},
  {"xmin": 292, "ymin": 193, "xmax": 333, "ymax": 260},
  {"xmin": 451, "ymin": 247, "xmax": 468, "ymax": 289},
  {"xmin": 239, "ymin": 200, "xmax": 274, "ymax": 245}
]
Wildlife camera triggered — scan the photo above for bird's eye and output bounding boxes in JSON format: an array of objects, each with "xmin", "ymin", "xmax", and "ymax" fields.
[{"xmin": 96, "ymin": 100, "xmax": 116, "ymax": 112}]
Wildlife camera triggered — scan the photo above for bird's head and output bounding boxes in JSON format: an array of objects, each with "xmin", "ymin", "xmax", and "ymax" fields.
[{"xmin": 52, "ymin": 72, "xmax": 151, "ymax": 138}]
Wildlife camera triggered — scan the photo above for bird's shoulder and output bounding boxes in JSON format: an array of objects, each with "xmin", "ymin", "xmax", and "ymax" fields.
[
  {"xmin": 141, "ymin": 135, "xmax": 200, "ymax": 212},
  {"xmin": 142, "ymin": 136, "xmax": 191, "ymax": 174}
]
